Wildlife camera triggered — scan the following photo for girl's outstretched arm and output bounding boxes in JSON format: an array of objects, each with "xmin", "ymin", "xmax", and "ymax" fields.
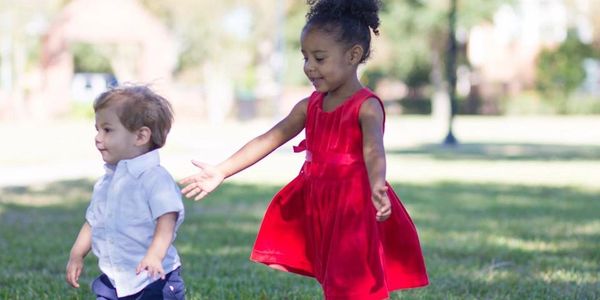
[
  {"xmin": 181, "ymin": 98, "xmax": 308, "ymax": 200},
  {"xmin": 359, "ymin": 98, "xmax": 391, "ymax": 221}
]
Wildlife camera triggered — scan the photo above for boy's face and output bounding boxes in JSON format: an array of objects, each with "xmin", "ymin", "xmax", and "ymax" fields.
[{"xmin": 94, "ymin": 104, "xmax": 140, "ymax": 165}]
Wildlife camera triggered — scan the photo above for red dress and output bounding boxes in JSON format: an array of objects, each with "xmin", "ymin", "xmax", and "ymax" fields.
[{"xmin": 250, "ymin": 88, "xmax": 429, "ymax": 299}]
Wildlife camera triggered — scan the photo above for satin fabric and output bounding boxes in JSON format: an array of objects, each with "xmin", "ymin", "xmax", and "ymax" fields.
[{"xmin": 250, "ymin": 88, "xmax": 429, "ymax": 299}]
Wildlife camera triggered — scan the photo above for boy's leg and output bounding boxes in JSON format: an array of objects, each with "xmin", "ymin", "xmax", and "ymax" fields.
[
  {"xmin": 91, "ymin": 274, "xmax": 119, "ymax": 300},
  {"xmin": 91, "ymin": 269, "xmax": 185, "ymax": 300},
  {"xmin": 138, "ymin": 267, "xmax": 185, "ymax": 300}
]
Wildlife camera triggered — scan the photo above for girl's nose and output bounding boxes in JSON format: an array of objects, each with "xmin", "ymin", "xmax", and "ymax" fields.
[{"xmin": 304, "ymin": 61, "xmax": 315, "ymax": 74}]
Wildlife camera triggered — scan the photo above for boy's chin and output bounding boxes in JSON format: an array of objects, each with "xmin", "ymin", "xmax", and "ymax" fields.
[{"xmin": 101, "ymin": 156, "xmax": 117, "ymax": 165}]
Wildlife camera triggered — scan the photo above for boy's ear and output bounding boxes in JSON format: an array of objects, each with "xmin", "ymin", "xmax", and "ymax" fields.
[
  {"xmin": 135, "ymin": 126, "xmax": 152, "ymax": 146},
  {"xmin": 348, "ymin": 44, "xmax": 364, "ymax": 65}
]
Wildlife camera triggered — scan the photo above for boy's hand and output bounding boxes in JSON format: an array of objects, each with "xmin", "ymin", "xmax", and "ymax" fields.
[
  {"xmin": 65, "ymin": 256, "xmax": 84, "ymax": 288},
  {"xmin": 180, "ymin": 160, "xmax": 225, "ymax": 201},
  {"xmin": 136, "ymin": 254, "xmax": 166, "ymax": 280},
  {"xmin": 372, "ymin": 184, "xmax": 391, "ymax": 222}
]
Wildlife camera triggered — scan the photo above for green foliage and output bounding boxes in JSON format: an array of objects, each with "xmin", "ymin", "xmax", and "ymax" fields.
[
  {"xmin": 536, "ymin": 34, "xmax": 592, "ymax": 95},
  {"xmin": 535, "ymin": 32, "xmax": 599, "ymax": 113},
  {"xmin": 141, "ymin": 0, "xmax": 289, "ymax": 87},
  {"xmin": 405, "ymin": 59, "xmax": 433, "ymax": 88},
  {"xmin": 564, "ymin": 93, "xmax": 600, "ymax": 114},
  {"xmin": 71, "ymin": 43, "xmax": 113, "ymax": 74},
  {"xmin": 138, "ymin": 0, "xmax": 511, "ymax": 90},
  {"xmin": 376, "ymin": 0, "xmax": 509, "ymax": 89},
  {"xmin": 361, "ymin": 68, "xmax": 386, "ymax": 90},
  {"xmin": 69, "ymin": 102, "xmax": 95, "ymax": 120}
]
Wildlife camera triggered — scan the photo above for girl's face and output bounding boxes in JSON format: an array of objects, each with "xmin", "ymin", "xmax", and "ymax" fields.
[
  {"xmin": 94, "ymin": 104, "xmax": 141, "ymax": 165},
  {"xmin": 301, "ymin": 27, "xmax": 357, "ymax": 94}
]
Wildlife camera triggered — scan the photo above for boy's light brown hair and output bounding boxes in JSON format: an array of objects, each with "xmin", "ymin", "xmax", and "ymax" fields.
[{"xmin": 94, "ymin": 85, "xmax": 173, "ymax": 150}]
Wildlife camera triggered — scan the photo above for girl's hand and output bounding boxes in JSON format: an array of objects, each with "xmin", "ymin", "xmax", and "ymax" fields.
[
  {"xmin": 65, "ymin": 256, "xmax": 84, "ymax": 288},
  {"xmin": 372, "ymin": 184, "xmax": 391, "ymax": 222},
  {"xmin": 136, "ymin": 254, "xmax": 166, "ymax": 280},
  {"xmin": 180, "ymin": 160, "xmax": 225, "ymax": 201}
]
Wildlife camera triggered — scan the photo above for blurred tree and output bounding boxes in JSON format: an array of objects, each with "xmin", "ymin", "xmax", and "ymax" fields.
[
  {"xmin": 536, "ymin": 31, "xmax": 600, "ymax": 113},
  {"xmin": 376, "ymin": 0, "xmax": 510, "ymax": 144},
  {"xmin": 136, "ymin": 0, "xmax": 518, "ymax": 121},
  {"xmin": 0, "ymin": 0, "xmax": 60, "ymax": 118},
  {"xmin": 141, "ymin": 0, "xmax": 291, "ymax": 119},
  {"xmin": 72, "ymin": 43, "xmax": 113, "ymax": 73}
]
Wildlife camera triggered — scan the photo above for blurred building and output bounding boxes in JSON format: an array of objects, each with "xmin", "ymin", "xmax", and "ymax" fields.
[
  {"xmin": 0, "ymin": 0, "xmax": 177, "ymax": 120},
  {"xmin": 467, "ymin": 0, "xmax": 597, "ymax": 112}
]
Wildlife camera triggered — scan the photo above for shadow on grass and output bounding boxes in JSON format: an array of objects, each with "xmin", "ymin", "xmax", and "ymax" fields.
[
  {"xmin": 388, "ymin": 143, "xmax": 600, "ymax": 161},
  {"xmin": 0, "ymin": 179, "xmax": 598, "ymax": 299}
]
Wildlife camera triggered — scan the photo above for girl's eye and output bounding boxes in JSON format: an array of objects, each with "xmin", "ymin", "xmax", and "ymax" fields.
[
  {"xmin": 103, "ymin": 128, "xmax": 112, "ymax": 133},
  {"xmin": 315, "ymin": 57, "xmax": 324, "ymax": 62}
]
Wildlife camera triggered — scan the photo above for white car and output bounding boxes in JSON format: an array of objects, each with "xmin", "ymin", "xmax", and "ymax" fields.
[{"xmin": 71, "ymin": 73, "xmax": 118, "ymax": 103}]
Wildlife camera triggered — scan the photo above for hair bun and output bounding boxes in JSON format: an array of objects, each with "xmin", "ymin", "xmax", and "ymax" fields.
[{"xmin": 307, "ymin": 0, "xmax": 381, "ymax": 35}]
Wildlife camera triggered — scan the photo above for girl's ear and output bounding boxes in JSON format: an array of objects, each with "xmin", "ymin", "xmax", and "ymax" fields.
[
  {"xmin": 348, "ymin": 44, "xmax": 364, "ymax": 65},
  {"xmin": 135, "ymin": 126, "xmax": 152, "ymax": 146}
]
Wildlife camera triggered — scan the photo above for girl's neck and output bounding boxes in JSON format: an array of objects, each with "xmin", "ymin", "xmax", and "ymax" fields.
[{"xmin": 324, "ymin": 77, "xmax": 363, "ymax": 104}]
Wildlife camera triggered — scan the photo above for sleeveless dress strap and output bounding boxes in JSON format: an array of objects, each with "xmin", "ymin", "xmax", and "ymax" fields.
[{"xmin": 349, "ymin": 88, "xmax": 386, "ymax": 132}]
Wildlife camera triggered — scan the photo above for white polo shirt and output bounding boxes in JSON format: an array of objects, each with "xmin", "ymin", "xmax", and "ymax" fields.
[{"xmin": 86, "ymin": 150, "xmax": 184, "ymax": 297}]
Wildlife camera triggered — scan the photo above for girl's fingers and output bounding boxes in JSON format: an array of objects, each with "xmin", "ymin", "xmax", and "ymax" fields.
[
  {"xmin": 195, "ymin": 190, "xmax": 208, "ymax": 201},
  {"xmin": 181, "ymin": 184, "xmax": 193, "ymax": 194},
  {"xmin": 180, "ymin": 179, "xmax": 198, "ymax": 193},
  {"xmin": 191, "ymin": 160, "xmax": 207, "ymax": 170},
  {"xmin": 179, "ymin": 174, "xmax": 199, "ymax": 185},
  {"xmin": 184, "ymin": 186, "xmax": 200, "ymax": 198}
]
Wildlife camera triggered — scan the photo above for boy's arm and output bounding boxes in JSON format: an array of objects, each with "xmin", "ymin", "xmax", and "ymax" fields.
[
  {"xmin": 136, "ymin": 212, "xmax": 177, "ymax": 279},
  {"xmin": 66, "ymin": 222, "xmax": 92, "ymax": 288},
  {"xmin": 360, "ymin": 98, "xmax": 391, "ymax": 222}
]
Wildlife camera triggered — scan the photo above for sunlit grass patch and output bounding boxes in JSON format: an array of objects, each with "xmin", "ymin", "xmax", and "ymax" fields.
[{"xmin": 0, "ymin": 180, "xmax": 598, "ymax": 299}]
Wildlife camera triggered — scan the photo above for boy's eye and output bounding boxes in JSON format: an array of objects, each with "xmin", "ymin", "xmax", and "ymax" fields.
[
  {"xmin": 315, "ymin": 57, "xmax": 324, "ymax": 62},
  {"xmin": 103, "ymin": 128, "xmax": 112, "ymax": 133}
]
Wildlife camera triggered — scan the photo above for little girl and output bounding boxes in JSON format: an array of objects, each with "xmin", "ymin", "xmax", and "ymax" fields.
[{"xmin": 181, "ymin": 0, "xmax": 428, "ymax": 298}]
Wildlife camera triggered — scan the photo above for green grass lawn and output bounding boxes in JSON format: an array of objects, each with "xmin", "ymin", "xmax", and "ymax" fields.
[{"xmin": 1, "ymin": 179, "xmax": 598, "ymax": 299}]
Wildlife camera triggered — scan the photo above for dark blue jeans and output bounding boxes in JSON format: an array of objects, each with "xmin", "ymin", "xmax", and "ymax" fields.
[{"xmin": 91, "ymin": 267, "xmax": 185, "ymax": 300}]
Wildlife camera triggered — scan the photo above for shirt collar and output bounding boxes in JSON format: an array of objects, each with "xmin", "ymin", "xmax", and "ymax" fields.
[{"xmin": 104, "ymin": 150, "xmax": 160, "ymax": 178}]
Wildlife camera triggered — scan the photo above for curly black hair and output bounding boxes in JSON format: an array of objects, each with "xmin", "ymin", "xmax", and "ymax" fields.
[{"xmin": 304, "ymin": 0, "xmax": 381, "ymax": 63}]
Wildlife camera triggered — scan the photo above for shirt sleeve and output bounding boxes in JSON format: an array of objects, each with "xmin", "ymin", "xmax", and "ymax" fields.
[{"xmin": 145, "ymin": 167, "xmax": 185, "ymax": 228}]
